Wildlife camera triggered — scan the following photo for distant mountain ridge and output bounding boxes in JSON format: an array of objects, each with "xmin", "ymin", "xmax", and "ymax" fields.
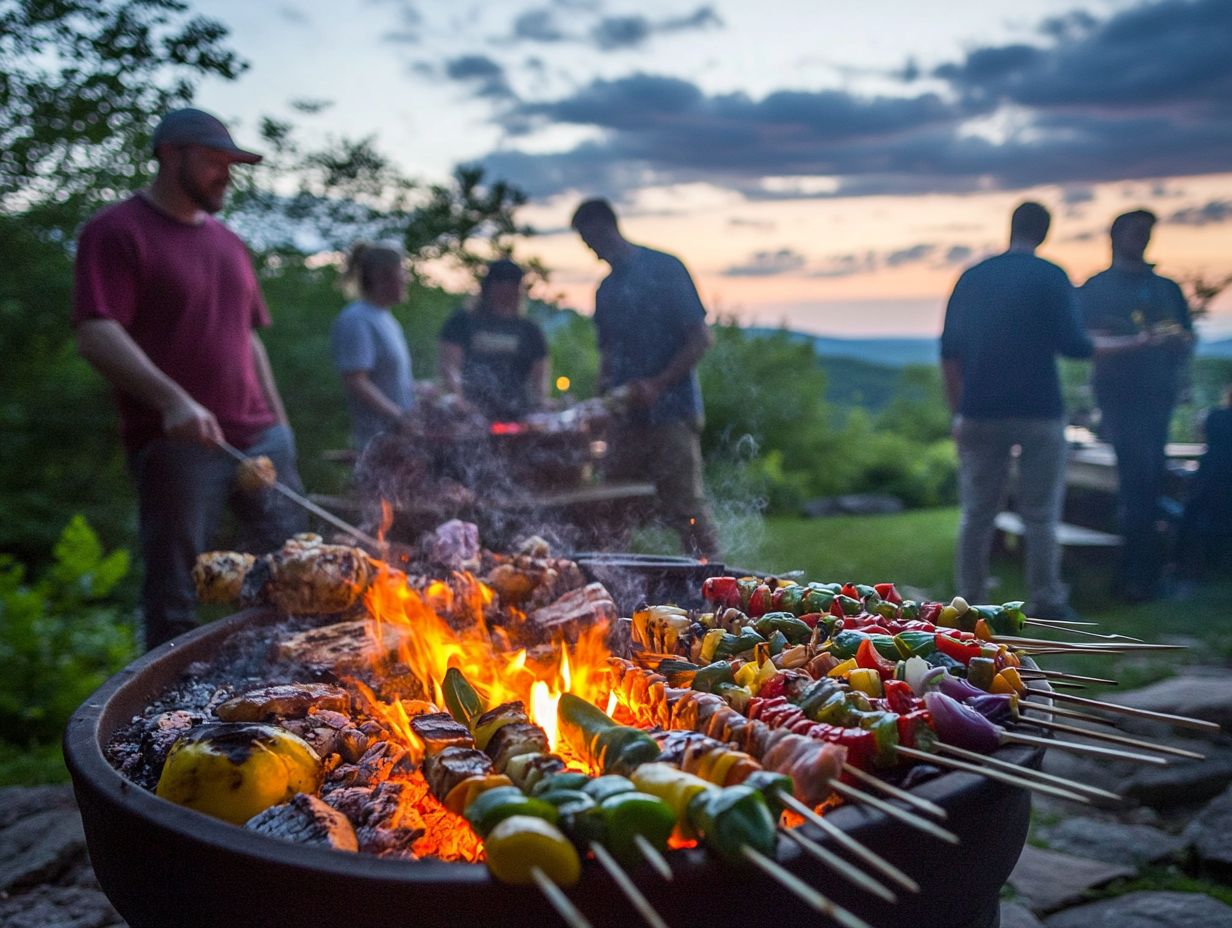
[{"xmin": 745, "ymin": 327, "xmax": 1232, "ymax": 366}]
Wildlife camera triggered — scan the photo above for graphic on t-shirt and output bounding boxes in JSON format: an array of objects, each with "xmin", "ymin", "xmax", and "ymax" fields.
[{"xmin": 471, "ymin": 330, "xmax": 521, "ymax": 355}]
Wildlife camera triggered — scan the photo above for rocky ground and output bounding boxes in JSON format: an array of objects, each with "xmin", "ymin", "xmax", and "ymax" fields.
[{"xmin": 3, "ymin": 668, "xmax": 1231, "ymax": 927}]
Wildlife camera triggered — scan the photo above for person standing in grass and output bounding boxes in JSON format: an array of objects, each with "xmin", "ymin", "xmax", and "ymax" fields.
[
  {"xmin": 941, "ymin": 202, "xmax": 1093, "ymax": 619},
  {"xmin": 1078, "ymin": 209, "xmax": 1194, "ymax": 603},
  {"xmin": 571, "ymin": 198, "xmax": 720, "ymax": 559},
  {"xmin": 330, "ymin": 241, "xmax": 415, "ymax": 450}
]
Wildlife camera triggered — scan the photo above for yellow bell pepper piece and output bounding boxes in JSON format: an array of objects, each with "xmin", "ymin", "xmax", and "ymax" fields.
[
  {"xmin": 484, "ymin": 815, "xmax": 581, "ymax": 887},
  {"xmin": 827, "ymin": 658, "xmax": 858, "ymax": 678},
  {"xmin": 848, "ymin": 668, "xmax": 884, "ymax": 697},
  {"xmin": 631, "ymin": 762, "xmax": 713, "ymax": 839},
  {"xmin": 699, "ymin": 628, "xmax": 725, "ymax": 664},
  {"xmin": 708, "ymin": 749, "xmax": 744, "ymax": 786},
  {"xmin": 734, "ymin": 662, "xmax": 759, "ymax": 689},
  {"xmin": 443, "ymin": 774, "xmax": 514, "ymax": 815},
  {"xmin": 991, "ymin": 667, "xmax": 1026, "ymax": 695}
]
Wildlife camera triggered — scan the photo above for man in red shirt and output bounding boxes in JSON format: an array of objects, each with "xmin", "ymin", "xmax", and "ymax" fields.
[{"xmin": 73, "ymin": 108, "xmax": 303, "ymax": 648}]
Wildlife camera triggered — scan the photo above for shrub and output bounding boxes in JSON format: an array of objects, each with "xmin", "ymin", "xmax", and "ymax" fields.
[{"xmin": 0, "ymin": 516, "xmax": 137, "ymax": 743}]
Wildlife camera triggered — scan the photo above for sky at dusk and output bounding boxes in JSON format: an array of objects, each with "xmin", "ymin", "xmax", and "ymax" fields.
[{"xmin": 193, "ymin": 0, "xmax": 1232, "ymax": 338}]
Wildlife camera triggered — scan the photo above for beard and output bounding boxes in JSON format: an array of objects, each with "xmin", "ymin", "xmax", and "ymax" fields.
[{"xmin": 178, "ymin": 159, "xmax": 227, "ymax": 214}]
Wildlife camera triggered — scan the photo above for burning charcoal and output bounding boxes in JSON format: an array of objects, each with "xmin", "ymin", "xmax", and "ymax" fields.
[
  {"xmin": 246, "ymin": 793, "xmax": 358, "ymax": 852},
  {"xmin": 240, "ymin": 555, "xmax": 273, "ymax": 607},
  {"xmin": 484, "ymin": 563, "xmax": 537, "ymax": 603},
  {"xmin": 337, "ymin": 727, "xmax": 369, "ymax": 764},
  {"xmin": 484, "ymin": 722, "xmax": 549, "ymax": 773},
  {"xmin": 515, "ymin": 535, "xmax": 552, "ymax": 558},
  {"xmin": 322, "ymin": 785, "xmax": 374, "ymax": 822},
  {"xmin": 216, "ymin": 683, "xmax": 352, "ymax": 722},
  {"xmin": 192, "ymin": 551, "xmax": 256, "ymax": 605},
  {"xmin": 409, "ymin": 713, "xmax": 473, "ymax": 754},
  {"xmin": 423, "ymin": 746, "xmax": 494, "ymax": 800}
]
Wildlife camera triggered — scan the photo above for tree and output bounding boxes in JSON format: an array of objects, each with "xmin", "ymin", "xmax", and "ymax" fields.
[{"xmin": 0, "ymin": 0, "xmax": 245, "ymax": 232}]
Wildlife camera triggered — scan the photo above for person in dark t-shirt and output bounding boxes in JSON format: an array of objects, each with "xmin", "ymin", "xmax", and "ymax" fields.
[
  {"xmin": 73, "ymin": 108, "xmax": 304, "ymax": 649},
  {"xmin": 940, "ymin": 202, "xmax": 1150, "ymax": 618},
  {"xmin": 1079, "ymin": 209, "xmax": 1194, "ymax": 601},
  {"xmin": 571, "ymin": 198, "xmax": 720, "ymax": 559},
  {"xmin": 438, "ymin": 259, "xmax": 548, "ymax": 422}
]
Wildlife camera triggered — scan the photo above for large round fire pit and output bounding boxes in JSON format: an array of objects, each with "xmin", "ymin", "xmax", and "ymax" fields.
[{"xmin": 66, "ymin": 608, "xmax": 1042, "ymax": 928}]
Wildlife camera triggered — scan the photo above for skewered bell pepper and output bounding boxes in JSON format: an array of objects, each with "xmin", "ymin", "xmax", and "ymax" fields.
[
  {"xmin": 583, "ymin": 775, "xmax": 636, "ymax": 803},
  {"xmin": 588, "ymin": 792, "xmax": 677, "ymax": 865},
  {"xmin": 558, "ymin": 693, "xmax": 661, "ymax": 776},
  {"xmin": 754, "ymin": 612, "xmax": 813, "ymax": 644},
  {"xmin": 532, "ymin": 771, "xmax": 591, "ymax": 796},
  {"xmin": 464, "ymin": 785, "xmax": 559, "ymax": 837},
  {"xmin": 829, "ymin": 630, "xmax": 869, "ymax": 660},
  {"xmin": 692, "ymin": 660, "xmax": 736, "ymax": 693},
  {"xmin": 894, "ymin": 630, "xmax": 936, "ymax": 659},
  {"xmin": 686, "ymin": 785, "xmax": 778, "ymax": 864},
  {"xmin": 848, "ymin": 667, "xmax": 884, "ymax": 697},
  {"xmin": 714, "ymin": 629, "xmax": 766, "ymax": 660},
  {"xmin": 443, "ymin": 774, "xmax": 514, "ymax": 814},
  {"xmin": 855, "ymin": 637, "xmax": 898, "ymax": 680},
  {"xmin": 991, "ymin": 666, "xmax": 1026, "ymax": 695},
  {"xmin": 934, "ymin": 633, "xmax": 983, "ymax": 666},
  {"xmin": 155, "ymin": 723, "xmax": 323, "ymax": 825},
  {"xmin": 874, "ymin": 582, "xmax": 904, "ymax": 605},
  {"xmin": 859, "ymin": 711, "xmax": 901, "ymax": 768},
  {"xmin": 747, "ymin": 584, "xmax": 775, "ymax": 617},
  {"xmin": 740, "ymin": 769, "xmax": 794, "ymax": 818},
  {"xmin": 702, "ymin": 576, "xmax": 741, "ymax": 609},
  {"xmin": 484, "ymin": 815, "xmax": 581, "ymax": 887},
  {"xmin": 631, "ymin": 762, "xmax": 713, "ymax": 839},
  {"xmin": 442, "ymin": 666, "xmax": 486, "ymax": 728}
]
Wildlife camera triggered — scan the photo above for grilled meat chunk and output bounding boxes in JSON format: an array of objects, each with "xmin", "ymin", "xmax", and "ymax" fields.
[
  {"xmin": 192, "ymin": 551, "xmax": 255, "ymax": 604},
  {"xmin": 235, "ymin": 455, "xmax": 277, "ymax": 494},
  {"xmin": 216, "ymin": 683, "xmax": 351, "ymax": 722},
  {"xmin": 423, "ymin": 746, "xmax": 494, "ymax": 800},
  {"xmin": 484, "ymin": 721, "xmax": 549, "ymax": 773},
  {"xmin": 409, "ymin": 712, "xmax": 474, "ymax": 755},
  {"xmin": 245, "ymin": 793, "xmax": 358, "ymax": 852},
  {"xmin": 263, "ymin": 540, "xmax": 374, "ymax": 614}
]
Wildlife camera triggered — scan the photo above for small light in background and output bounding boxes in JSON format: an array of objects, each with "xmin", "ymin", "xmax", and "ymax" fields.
[{"xmin": 555, "ymin": 375, "xmax": 571, "ymax": 392}]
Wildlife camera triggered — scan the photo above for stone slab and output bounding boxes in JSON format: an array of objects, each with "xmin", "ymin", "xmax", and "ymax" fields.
[
  {"xmin": 1183, "ymin": 784, "xmax": 1232, "ymax": 880},
  {"xmin": 1036, "ymin": 817, "xmax": 1186, "ymax": 867},
  {"xmin": 1008, "ymin": 844, "xmax": 1135, "ymax": 913},
  {"xmin": 1000, "ymin": 900, "xmax": 1045, "ymax": 928},
  {"xmin": 0, "ymin": 807, "xmax": 86, "ymax": 892},
  {"xmin": 1110, "ymin": 672, "xmax": 1232, "ymax": 732},
  {"xmin": 1044, "ymin": 891, "xmax": 1232, "ymax": 928},
  {"xmin": 0, "ymin": 885, "xmax": 125, "ymax": 928}
]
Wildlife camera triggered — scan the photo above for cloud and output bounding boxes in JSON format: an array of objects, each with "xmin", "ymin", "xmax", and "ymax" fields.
[
  {"xmin": 728, "ymin": 216, "xmax": 777, "ymax": 230},
  {"xmin": 590, "ymin": 6, "xmax": 722, "ymax": 51},
  {"xmin": 478, "ymin": 0, "xmax": 1232, "ymax": 201},
  {"xmin": 378, "ymin": 0, "xmax": 422, "ymax": 44},
  {"xmin": 1168, "ymin": 199, "xmax": 1232, "ymax": 225},
  {"xmin": 885, "ymin": 243, "xmax": 936, "ymax": 267},
  {"xmin": 721, "ymin": 248, "xmax": 807, "ymax": 277},
  {"xmin": 944, "ymin": 244, "xmax": 974, "ymax": 264},
  {"xmin": 444, "ymin": 54, "xmax": 515, "ymax": 99},
  {"xmin": 514, "ymin": 8, "xmax": 567, "ymax": 42}
]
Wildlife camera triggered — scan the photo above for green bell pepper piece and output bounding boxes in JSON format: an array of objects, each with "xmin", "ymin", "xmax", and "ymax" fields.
[
  {"xmin": 753, "ymin": 612, "xmax": 813, "ymax": 645},
  {"xmin": 686, "ymin": 785, "xmax": 778, "ymax": 864},
  {"xmin": 583, "ymin": 775, "xmax": 636, "ymax": 803},
  {"xmin": 442, "ymin": 666, "xmax": 486, "ymax": 728},
  {"xmin": 713, "ymin": 629, "xmax": 765, "ymax": 660},
  {"xmin": 828, "ymin": 629, "xmax": 869, "ymax": 660},
  {"xmin": 740, "ymin": 770, "xmax": 794, "ymax": 818},
  {"xmin": 692, "ymin": 660, "xmax": 736, "ymax": 693},
  {"xmin": 870, "ymin": 634, "xmax": 901, "ymax": 661},
  {"xmin": 894, "ymin": 630, "xmax": 936, "ymax": 659},
  {"xmin": 465, "ymin": 786, "xmax": 558, "ymax": 838},
  {"xmin": 859, "ymin": 711, "xmax": 900, "ymax": 768},
  {"xmin": 591, "ymin": 792, "xmax": 677, "ymax": 866},
  {"xmin": 532, "ymin": 771, "xmax": 592, "ymax": 796}
]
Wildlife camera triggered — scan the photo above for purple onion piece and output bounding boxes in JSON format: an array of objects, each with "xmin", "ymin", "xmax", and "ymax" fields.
[
  {"xmin": 936, "ymin": 672, "xmax": 986, "ymax": 703},
  {"xmin": 965, "ymin": 694, "xmax": 1017, "ymax": 726},
  {"xmin": 923, "ymin": 691, "xmax": 1002, "ymax": 754},
  {"xmin": 919, "ymin": 666, "xmax": 948, "ymax": 692}
]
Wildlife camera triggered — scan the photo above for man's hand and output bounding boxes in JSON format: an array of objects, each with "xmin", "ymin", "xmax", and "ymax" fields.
[
  {"xmin": 628, "ymin": 377, "xmax": 666, "ymax": 408},
  {"xmin": 163, "ymin": 395, "xmax": 224, "ymax": 445}
]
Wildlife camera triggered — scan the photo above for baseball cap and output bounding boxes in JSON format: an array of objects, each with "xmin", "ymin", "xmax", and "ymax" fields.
[{"xmin": 150, "ymin": 108, "xmax": 263, "ymax": 163}]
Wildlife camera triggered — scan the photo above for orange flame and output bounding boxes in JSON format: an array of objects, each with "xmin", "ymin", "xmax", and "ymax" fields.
[{"xmin": 361, "ymin": 564, "xmax": 613, "ymax": 753}]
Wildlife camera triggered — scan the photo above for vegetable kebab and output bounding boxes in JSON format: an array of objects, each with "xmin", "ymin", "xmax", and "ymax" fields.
[{"xmin": 558, "ymin": 693, "xmax": 879, "ymax": 928}]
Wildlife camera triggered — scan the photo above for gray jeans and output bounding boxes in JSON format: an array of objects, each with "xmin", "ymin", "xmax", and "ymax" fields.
[
  {"xmin": 129, "ymin": 424, "xmax": 306, "ymax": 649},
  {"xmin": 955, "ymin": 417, "xmax": 1068, "ymax": 612}
]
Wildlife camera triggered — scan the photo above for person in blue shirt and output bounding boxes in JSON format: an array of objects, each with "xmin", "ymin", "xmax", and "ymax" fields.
[
  {"xmin": 330, "ymin": 242, "xmax": 415, "ymax": 450},
  {"xmin": 943, "ymin": 202, "xmax": 1102, "ymax": 619},
  {"xmin": 1079, "ymin": 209, "xmax": 1194, "ymax": 602},
  {"xmin": 571, "ymin": 198, "xmax": 720, "ymax": 558}
]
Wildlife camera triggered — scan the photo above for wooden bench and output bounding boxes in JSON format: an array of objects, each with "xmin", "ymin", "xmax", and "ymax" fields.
[{"xmin": 994, "ymin": 511, "xmax": 1122, "ymax": 548}]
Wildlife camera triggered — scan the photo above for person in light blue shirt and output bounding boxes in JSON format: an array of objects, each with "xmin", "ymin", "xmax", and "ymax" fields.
[{"xmin": 330, "ymin": 242, "xmax": 414, "ymax": 449}]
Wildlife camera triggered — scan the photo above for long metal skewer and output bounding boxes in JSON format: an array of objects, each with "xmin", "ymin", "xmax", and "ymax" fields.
[
  {"xmin": 589, "ymin": 843, "xmax": 669, "ymax": 928},
  {"xmin": 742, "ymin": 846, "xmax": 875, "ymax": 928},
  {"xmin": 215, "ymin": 439, "xmax": 388, "ymax": 555},
  {"xmin": 828, "ymin": 780, "xmax": 960, "ymax": 844},
  {"xmin": 781, "ymin": 828, "xmax": 897, "ymax": 903},
  {"xmin": 530, "ymin": 866, "xmax": 593, "ymax": 928},
  {"xmin": 894, "ymin": 746, "xmax": 1092, "ymax": 802},
  {"xmin": 1019, "ymin": 718, "xmax": 1206, "ymax": 760},
  {"xmin": 1001, "ymin": 729, "xmax": 1169, "ymax": 764},
  {"xmin": 841, "ymin": 763, "xmax": 948, "ymax": 820},
  {"xmin": 933, "ymin": 743, "xmax": 1122, "ymax": 802},
  {"xmin": 633, "ymin": 835, "xmax": 673, "ymax": 881},
  {"xmin": 1025, "ymin": 688, "xmax": 1222, "ymax": 733}
]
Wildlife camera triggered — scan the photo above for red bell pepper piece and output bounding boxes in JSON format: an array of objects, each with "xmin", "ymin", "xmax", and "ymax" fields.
[
  {"xmin": 874, "ymin": 582, "xmax": 904, "ymax": 605},
  {"xmin": 882, "ymin": 679, "xmax": 917, "ymax": 714},
  {"xmin": 896, "ymin": 709, "xmax": 933, "ymax": 750},
  {"xmin": 747, "ymin": 584, "xmax": 774, "ymax": 617},
  {"xmin": 840, "ymin": 583, "xmax": 860, "ymax": 600},
  {"xmin": 918, "ymin": 602, "xmax": 942, "ymax": 626},
  {"xmin": 934, "ymin": 633, "xmax": 983, "ymax": 665},
  {"xmin": 833, "ymin": 728, "xmax": 877, "ymax": 772},
  {"xmin": 855, "ymin": 638, "xmax": 898, "ymax": 680},
  {"xmin": 798, "ymin": 612, "xmax": 823, "ymax": 629},
  {"xmin": 701, "ymin": 576, "xmax": 741, "ymax": 608},
  {"xmin": 757, "ymin": 674, "xmax": 789, "ymax": 701}
]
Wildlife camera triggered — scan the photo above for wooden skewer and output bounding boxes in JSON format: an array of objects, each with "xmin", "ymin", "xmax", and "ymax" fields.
[
  {"xmin": 1019, "ymin": 700, "xmax": 1121, "ymax": 726},
  {"xmin": 998, "ymin": 636, "xmax": 1185, "ymax": 651},
  {"xmin": 1025, "ymin": 687, "xmax": 1223, "ymax": 733},
  {"xmin": 1014, "ymin": 647, "xmax": 1138, "ymax": 656},
  {"xmin": 1018, "ymin": 718, "xmax": 1207, "ymax": 760},
  {"xmin": 828, "ymin": 779, "xmax": 960, "ymax": 844},
  {"xmin": 1024, "ymin": 617, "xmax": 1100, "ymax": 627},
  {"xmin": 531, "ymin": 866, "xmax": 594, "ymax": 928},
  {"xmin": 895, "ymin": 745, "xmax": 1092, "ymax": 803},
  {"xmin": 633, "ymin": 834, "xmax": 673, "ymax": 881},
  {"xmin": 781, "ymin": 827, "xmax": 897, "ymax": 903},
  {"xmin": 1019, "ymin": 669, "xmax": 1119, "ymax": 686},
  {"xmin": 1043, "ymin": 680, "xmax": 1090, "ymax": 690},
  {"xmin": 742, "ymin": 846, "xmax": 875, "ymax": 928},
  {"xmin": 933, "ymin": 743, "xmax": 1122, "ymax": 802},
  {"xmin": 1032, "ymin": 626, "xmax": 1145, "ymax": 643},
  {"xmin": 841, "ymin": 763, "xmax": 948, "ymax": 820},
  {"xmin": 1000, "ymin": 729, "xmax": 1169, "ymax": 765},
  {"xmin": 775, "ymin": 791, "xmax": 920, "ymax": 894},
  {"xmin": 589, "ymin": 843, "xmax": 669, "ymax": 928}
]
